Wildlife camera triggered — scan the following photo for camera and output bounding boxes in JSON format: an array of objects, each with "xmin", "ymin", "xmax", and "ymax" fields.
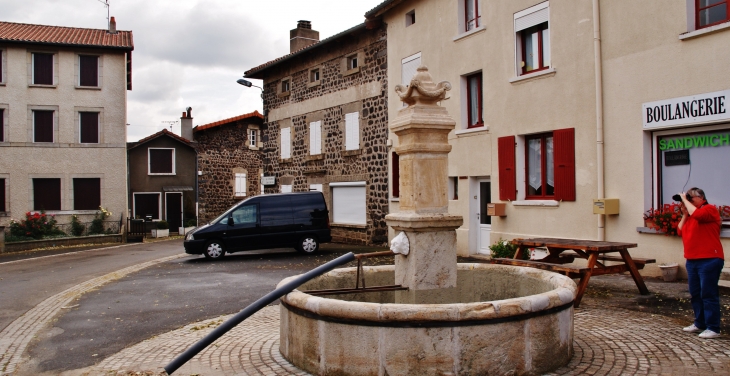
[{"xmin": 672, "ymin": 193, "xmax": 691, "ymax": 202}]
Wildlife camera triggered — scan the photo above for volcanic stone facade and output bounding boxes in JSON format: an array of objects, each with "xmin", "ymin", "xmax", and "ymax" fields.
[
  {"xmin": 193, "ymin": 112, "xmax": 264, "ymax": 223},
  {"xmin": 245, "ymin": 23, "xmax": 389, "ymax": 246}
]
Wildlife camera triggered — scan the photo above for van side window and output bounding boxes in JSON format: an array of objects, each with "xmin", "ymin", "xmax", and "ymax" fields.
[
  {"xmin": 231, "ymin": 205, "xmax": 257, "ymax": 224},
  {"xmin": 260, "ymin": 196, "xmax": 293, "ymax": 223},
  {"xmin": 290, "ymin": 194, "xmax": 325, "ymax": 218}
]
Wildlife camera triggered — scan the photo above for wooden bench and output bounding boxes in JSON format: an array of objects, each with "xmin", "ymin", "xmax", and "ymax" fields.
[
  {"xmin": 597, "ymin": 255, "xmax": 656, "ymax": 268},
  {"xmin": 490, "ymin": 258, "xmax": 590, "ymax": 279}
]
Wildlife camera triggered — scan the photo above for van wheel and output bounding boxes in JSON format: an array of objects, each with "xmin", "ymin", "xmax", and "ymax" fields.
[
  {"xmin": 298, "ymin": 236, "xmax": 319, "ymax": 254},
  {"xmin": 204, "ymin": 241, "xmax": 225, "ymax": 259}
]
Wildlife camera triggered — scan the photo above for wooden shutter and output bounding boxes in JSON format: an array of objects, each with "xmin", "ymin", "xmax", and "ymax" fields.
[
  {"xmin": 553, "ymin": 128, "xmax": 576, "ymax": 201},
  {"xmin": 281, "ymin": 128, "xmax": 291, "ymax": 159},
  {"xmin": 309, "ymin": 121, "xmax": 321, "ymax": 155},
  {"xmin": 235, "ymin": 173, "xmax": 247, "ymax": 196},
  {"xmin": 134, "ymin": 193, "xmax": 160, "ymax": 219},
  {"xmin": 392, "ymin": 152, "xmax": 400, "ymax": 198},
  {"xmin": 34, "ymin": 110, "xmax": 54, "ymax": 142},
  {"xmin": 149, "ymin": 149, "xmax": 173, "ymax": 173},
  {"xmin": 33, "ymin": 53, "xmax": 53, "ymax": 85},
  {"xmin": 345, "ymin": 112, "xmax": 359, "ymax": 150},
  {"xmin": 498, "ymin": 136, "xmax": 517, "ymax": 201},
  {"xmin": 33, "ymin": 178, "xmax": 61, "ymax": 210},
  {"xmin": 0, "ymin": 178, "xmax": 5, "ymax": 212},
  {"xmin": 79, "ymin": 112, "xmax": 99, "ymax": 143},
  {"xmin": 73, "ymin": 178, "xmax": 100, "ymax": 210},
  {"xmin": 0, "ymin": 109, "xmax": 4, "ymax": 142},
  {"xmin": 79, "ymin": 55, "xmax": 98, "ymax": 87}
]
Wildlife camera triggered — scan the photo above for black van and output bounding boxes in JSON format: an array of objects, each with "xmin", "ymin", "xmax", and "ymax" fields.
[{"xmin": 184, "ymin": 192, "xmax": 331, "ymax": 259}]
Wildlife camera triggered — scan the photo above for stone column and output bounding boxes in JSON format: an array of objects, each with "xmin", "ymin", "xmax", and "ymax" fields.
[{"xmin": 386, "ymin": 66, "xmax": 463, "ymax": 304}]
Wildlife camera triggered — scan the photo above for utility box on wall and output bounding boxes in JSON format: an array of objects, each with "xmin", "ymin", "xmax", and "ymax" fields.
[
  {"xmin": 593, "ymin": 199, "xmax": 620, "ymax": 215},
  {"xmin": 487, "ymin": 203, "xmax": 506, "ymax": 217}
]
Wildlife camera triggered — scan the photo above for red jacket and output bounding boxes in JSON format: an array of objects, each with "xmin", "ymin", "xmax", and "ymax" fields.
[{"xmin": 678, "ymin": 204, "xmax": 724, "ymax": 260}]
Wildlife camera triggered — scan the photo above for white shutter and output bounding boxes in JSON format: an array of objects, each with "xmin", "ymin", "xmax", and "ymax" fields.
[
  {"xmin": 345, "ymin": 112, "xmax": 359, "ymax": 150},
  {"xmin": 309, "ymin": 184, "xmax": 323, "ymax": 192},
  {"xmin": 309, "ymin": 121, "xmax": 321, "ymax": 155},
  {"xmin": 514, "ymin": 2, "xmax": 549, "ymax": 32},
  {"xmin": 281, "ymin": 184, "xmax": 292, "ymax": 193},
  {"xmin": 235, "ymin": 173, "xmax": 246, "ymax": 196},
  {"xmin": 281, "ymin": 127, "xmax": 291, "ymax": 159},
  {"xmin": 401, "ymin": 52, "xmax": 421, "ymax": 85},
  {"xmin": 331, "ymin": 181, "xmax": 366, "ymax": 225}
]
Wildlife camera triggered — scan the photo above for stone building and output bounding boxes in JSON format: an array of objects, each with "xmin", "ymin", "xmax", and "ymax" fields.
[
  {"xmin": 0, "ymin": 19, "xmax": 133, "ymax": 227},
  {"xmin": 244, "ymin": 21, "xmax": 389, "ymax": 246},
  {"xmin": 193, "ymin": 110, "xmax": 264, "ymax": 223}
]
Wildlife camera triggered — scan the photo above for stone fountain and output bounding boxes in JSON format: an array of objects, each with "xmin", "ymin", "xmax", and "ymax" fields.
[{"xmin": 277, "ymin": 67, "xmax": 576, "ymax": 375}]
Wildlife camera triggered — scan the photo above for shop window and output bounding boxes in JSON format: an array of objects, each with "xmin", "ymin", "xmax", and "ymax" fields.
[
  {"xmin": 406, "ymin": 10, "xmax": 416, "ymax": 27},
  {"xmin": 148, "ymin": 148, "xmax": 175, "ymax": 175},
  {"xmin": 133, "ymin": 193, "xmax": 160, "ymax": 220},
  {"xmin": 33, "ymin": 178, "xmax": 61, "ymax": 210},
  {"xmin": 464, "ymin": 72, "xmax": 483, "ymax": 128},
  {"xmin": 73, "ymin": 178, "xmax": 100, "ymax": 210},
  {"xmin": 33, "ymin": 110, "xmax": 54, "ymax": 143},
  {"xmin": 235, "ymin": 173, "xmax": 247, "ymax": 197},
  {"xmin": 79, "ymin": 55, "xmax": 99, "ymax": 87},
  {"xmin": 465, "ymin": 0, "xmax": 480, "ymax": 31},
  {"xmin": 79, "ymin": 112, "xmax": 99, "ymax": 143},
  {"xmin": 696, "ymin": 0, "xmax": 729, "ymax": 29},
  {"xmin": 331, "ymin": 181, "xmax": 366, "ymax": 225},
  {"xmin": 392, "ymin": 152, "xmax": 400, "ymax": 198},
  {"xmin": 32, "ymin": 52, "xmax": 54, "ymax": 85},
  {"xmin": 281, "ymin": 127, "xmax": 291, "ymax": 159},
  {"xmin": 345, "ymin": 112, "xmax": 359, "ymax": 150},
  {"xmin": 0, "ymin": 178, "xmax": 6, "ymax": 212},
  {"xmin": 309, "ymin": 121, "xmax": 322, "ymax": 155},
  {"xmin": 515, "ymin": 2, "xmax": 550, "ymax": 75}
]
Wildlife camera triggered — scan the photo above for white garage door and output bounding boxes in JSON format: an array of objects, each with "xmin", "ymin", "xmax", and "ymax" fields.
[{"xmin": 331, "ymin": 181, "xmax": 366, "ymax": 225}]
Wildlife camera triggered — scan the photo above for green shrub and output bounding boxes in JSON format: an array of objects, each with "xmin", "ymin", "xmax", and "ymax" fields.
[
  {"xmin": 89, "ymin": 206, "xmax": 112, "ymax": 235},
  {"xmin": 71, "ymin": 215, "xmax": 85, "ymax": 236},
  {"xmin": 184, "ymin": 217, "xmax": 197, "ymax": 227},
  {"xmin": 489, "ymin": 238, "xmax": 529, "ymax": 260},
  {"xmin": 156, "ymin": 220, "xmax": 169, "ymax": 230}
]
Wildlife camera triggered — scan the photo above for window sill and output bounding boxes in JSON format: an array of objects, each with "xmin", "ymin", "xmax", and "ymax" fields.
[
  {"xmin": 29, "ymin": 84, "xmax": 57, "ymax": 88},
  {"xmin": 277, "ymin": 91, "xmax": 291, "ymax": 98},
  {"xmin": 637, "ymin": 226, "xmax": 730, "ymax": 238},
  {"xmin": 512, "ymin": 200, "xmax": 559, "ymax": 207},
  {"xmin": 342, "ymin": 149, "xmax": 362, "ymax": 157},
  {"xmin": 343, "ymin": 66, "xmax": 361, "ymax": 77},
  {"xmin": 31, "ymin": 210, "xmax": 98, "ymax": 215},
  {"xmin": 306, "ymin": 154, "xmax": 324, "ymax": 161},
  {"xmin": 248, "ymin": 145, "xmax": 260, "ymax": 150},
  {"xmin": 453, "ymin": 26, "xmax": 486, "ymax": 42},
  {"xmin": 390, "ymin": 197, "xmax": 400, "ymax": 202},
  {"xmin": 509, "ymin": 68, "xmax": 556, "ymax": 84},
  {"xmin": 307, "ymin": 80, "xmax": 321, "ymax": 89},
  {"xmin": 75, "ymin": 85, "xmax": 102, "ymax": 90},
  {"xmin": 0, "ymin": 211, "xmax": 9, "ymax": 217},
  {"xmin": 280, "ymin": 158, "xmax": 292, "ymax": 163},
  {"xmin": 454, "ymin": 126, "xmax": 488, "ymax": 136},
  {"xmin": 331, "ymin": 223, "xmax": 367, "ymax": 229},
  {"xmin": 148, "ymin": 173, "xmax": 176, "ymax": 176},
  {"xmin": 679, "ymin": 22, "xmax": 730, "ymax": 40}
]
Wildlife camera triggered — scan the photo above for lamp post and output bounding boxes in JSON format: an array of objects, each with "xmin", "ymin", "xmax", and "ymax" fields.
[{"xmin": 237, "ymin": 78, "xmax": 265, "ymax": 116}]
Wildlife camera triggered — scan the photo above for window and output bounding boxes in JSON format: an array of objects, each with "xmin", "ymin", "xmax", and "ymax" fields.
[
  {"xmin": 526, "ymin": 133, "xmax": 554, "ymax": 198},
  {"xmin": 148, "ymin": 148, "xmax": 175, "ymax": 174},
  {"xmin": 310, "ymin": 121, "xmax": 322, "ymax": 155},
  {"xmin": 406, "ymin": 10, "xmax": 416, "ymax": 27},
  {"xmin": 73, "ymin": 178, "xmax": 100, "ymax": 210},
  {"xmin": 281, "ymin": 184, "xmax": 292, "ymax": 193},
  {"xmin": 79, "ymin": 55, "xmax": 99, "ymax": 87},
  {"xmin": 348, "ymin": 55, "xmax": 358, "ymax": 70},
  {"xmin": 33, "ymin": 110, "xmax": 54, "ymax": 143},
  {"xmin": 32, "ymin": 52, "xmax": 53, "ymax": 85},
  {"xmin": 450, "ymin": 177, "xmax": 459, "ymax": 200},
  {"xmin": 235, "ymin": 173, "xmax": 247, "ymax": 197},
  {"xmin": 465, "ymin": 0, "xmax": 480, "ymax": 31},
  {"xmin": 33, "ymin": 178, "xmax": 61, "ymax": 210},
  {"xmin": 697, "ymin": 0, "xmax": 729, "ymax": 29},
  {"xmin": 0, "ymin": 49, "xmax": 4, "ymax": 83},
  {"xmin": 281, "ymin": 79, "xmax": 290, "ymax": 93},
  {"xmin": 515, "ymin": 2, "xmax": 550, "ymax": 75},
  {"xmin": 392, "ymin": 152, "xmax": 400, "ymax": 198},
  {"xmin": 310, "ymin": 68, "xmax": 320, "ymax": 82},
  {"xmin": 231, "ymin": 205, "xmax": 257, "ymax": 224},
  {"xmin": 281, "ymin": 127, "xmax": 291, "ymax": 159},
  {"xmin": 310, "ymin": 184, "xmax": 323, "ymax": 192},
  {"xmin": 249, "ymin": 129, "xmax": 257, "ymax": 147},
  {"xmin": 79, "ymin": 112, "xmax": 99, "ymax": 143},
  {"xmin": 402, "ymin": 52, "xmax": 421, "ymax": 86},
  {"xmin": 0, "ymin": 178, "xmax": 5, "ymax": 212},
  {"xmin": 345, "ymin": 112, "xmax": 359, "ymax": 150},
  {"xmin": 465, "ymin": 72, "xmax": 483, "ymax": 128},
  {"xmin": 331, "ymin": 181, "xmax": 366, "ymax": 225},
  {"xmin": 0, "ymin": 108, "xmax": 4, "ymax": 142},
  {"xmin": 133, "ymin": 193, "xmax": 160, "ymax": 220}
]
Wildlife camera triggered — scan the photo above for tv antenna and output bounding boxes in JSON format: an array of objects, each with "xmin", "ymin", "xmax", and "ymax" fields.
[
  {"xmin": 96, "ymin": 0, "xmax": 110, "ymax": 29},
  {"xmin": 161, "ymin": 120, "xmax": 178, "ymax": 132}
]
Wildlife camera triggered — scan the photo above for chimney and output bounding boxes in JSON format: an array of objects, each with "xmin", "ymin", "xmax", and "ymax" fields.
[
  {"xmin": 109, "ymin": 16, "xmax": 117, "ymax": 34},
  {"xmin": 290, "ymin": 20, "xmax": 319, "ymax": 53},
  {"xmin": 180, "ymin": 107, "xmax": 193, "ymax": 141}
]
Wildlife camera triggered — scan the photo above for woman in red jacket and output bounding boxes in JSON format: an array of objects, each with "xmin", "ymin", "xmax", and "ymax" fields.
[{"xmin": 677, "ymin": 187, "xmax": 724, "ymax": 339}]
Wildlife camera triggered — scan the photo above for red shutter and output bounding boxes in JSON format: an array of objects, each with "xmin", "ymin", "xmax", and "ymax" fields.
[
  {"xmin": 33, "ymin": 53, "xmax": 53, "ymax": 85},
  {"xmin": 498, "ymin": 136, "xmax": 516, "ymax": 201},
  {"xmin": 553, "ymin": 128, "xmax": 576, "ymax": 201},
  {"xmin": 80, "ymin": 112, "xmax": 99, "ymax": 143},
  {"xmin": 392, "ymin": 152, "xmax": 400, "ymax": 198}
]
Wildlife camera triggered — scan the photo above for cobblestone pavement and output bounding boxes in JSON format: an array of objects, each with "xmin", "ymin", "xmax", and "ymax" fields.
[{"xmin": 81, "ymin": 304, "xmax": 730, "ymax": 376}]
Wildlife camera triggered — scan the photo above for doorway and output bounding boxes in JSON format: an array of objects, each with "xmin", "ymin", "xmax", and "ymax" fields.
[
  {"xmin": 471, "ymin": 178, "xmax": 491, "ymax": 255},
  {"xmin": 165, "ymin": 192, "xmax": 183, "ymax": 230}
]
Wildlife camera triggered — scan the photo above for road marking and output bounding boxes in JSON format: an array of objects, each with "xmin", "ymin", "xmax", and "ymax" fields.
[{"xmin": 0, "ymin": 253, "xmax": 187, "ymax": 375}]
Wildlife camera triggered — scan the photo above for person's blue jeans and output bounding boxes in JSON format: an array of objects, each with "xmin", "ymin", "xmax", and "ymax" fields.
[{"xmin": 686, "ymin": 258, "xmax": 724, "ymax": 333}]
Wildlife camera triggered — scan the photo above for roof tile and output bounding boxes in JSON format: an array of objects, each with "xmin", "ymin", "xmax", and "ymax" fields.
[
  {"xmin": 0, "ymin": 21, "xmax": 133, "ymax": 49},
  {"xmin": 193, "ymin": 110, "xmax": 263, "ymax": 132}
]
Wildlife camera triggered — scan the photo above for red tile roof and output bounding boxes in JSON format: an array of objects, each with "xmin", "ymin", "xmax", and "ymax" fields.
[
  {"xmin": 193, "ymin": 110, "xmax": 263, "ymax": 132},
  {"xmin": 0, "ymin": 21, "xmax": 133, "ymax": 50},
  {"xmin": 128, "ymin": 129, "xmax": 191, "ymax": 150}
]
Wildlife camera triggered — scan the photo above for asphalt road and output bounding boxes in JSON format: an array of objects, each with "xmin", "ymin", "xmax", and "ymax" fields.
[{"xmin": 15, "ymin": 241, "xmax": 387, "ymax": 374}]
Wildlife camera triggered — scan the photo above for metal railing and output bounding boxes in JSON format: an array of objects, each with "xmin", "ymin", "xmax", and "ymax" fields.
[{"xmin": 3, "ymin": 220, "xmax": 121, "ymax": 242}]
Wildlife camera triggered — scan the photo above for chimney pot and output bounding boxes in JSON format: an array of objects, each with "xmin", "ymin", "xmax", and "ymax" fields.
[
  {"xmin": 290, "ymin": 20, "xmax": 319, "ymax": 53},
  {"xmin": 109, "ymin": 16, "xmax": 117, "ymax": 34},
  {"xmin": 297, "ymin": 20, "xmax": 312, "ymax": 29}
]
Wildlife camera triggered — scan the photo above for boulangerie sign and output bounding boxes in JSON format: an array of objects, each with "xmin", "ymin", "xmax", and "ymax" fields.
[{"xmin": 642, "ymin": 89, "xmax": 729, "ymax": 130}]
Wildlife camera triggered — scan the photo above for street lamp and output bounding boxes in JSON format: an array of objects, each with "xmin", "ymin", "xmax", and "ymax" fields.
[{"xmin": 237, "ymin": 77, "xmax": 265, "ymax": 116}]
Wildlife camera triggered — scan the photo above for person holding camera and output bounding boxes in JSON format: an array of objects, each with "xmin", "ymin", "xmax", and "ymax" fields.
[{"xmin": 677, "ymin": 187, "xmax": 724, "ymax": 339}]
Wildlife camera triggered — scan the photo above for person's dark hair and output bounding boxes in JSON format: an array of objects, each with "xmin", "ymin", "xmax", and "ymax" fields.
[{"xmin": 687, "ymin": 187, "xmax": 706, "ymax": 202}]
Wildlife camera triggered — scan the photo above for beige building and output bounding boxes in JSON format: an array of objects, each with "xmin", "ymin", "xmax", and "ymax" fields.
[
  {"xmin": 367, "ymin": 0, "xmax": 730, "ymax": 276},
  {"xmin": 0, "ymin": 19, "xmax": 133, "ymax": 227}
]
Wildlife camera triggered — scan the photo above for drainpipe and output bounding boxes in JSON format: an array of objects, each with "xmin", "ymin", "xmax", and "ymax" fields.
[{"xmin": 593, "ymin": 0, "xmax": 605, "ymax": 241}]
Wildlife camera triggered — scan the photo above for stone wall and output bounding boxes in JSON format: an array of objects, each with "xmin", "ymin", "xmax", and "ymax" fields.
[
  {"xmin": 194, "ymin": 119, "xmax": 263, "ymax": 223},
  {"xmin": 260, "ymin": 25, "xmax": 389, "ymax": 246}
]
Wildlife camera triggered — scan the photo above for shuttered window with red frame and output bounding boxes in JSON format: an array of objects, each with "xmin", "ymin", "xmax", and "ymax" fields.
[{"xmin": 498, "ymin": 136, "xmax": 516, "ymax": 201}]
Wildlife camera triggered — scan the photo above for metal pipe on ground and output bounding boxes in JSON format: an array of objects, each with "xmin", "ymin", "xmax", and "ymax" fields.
[{"xmin": 164, "ymin": 252, "xmax": 357, "ymax": 375}]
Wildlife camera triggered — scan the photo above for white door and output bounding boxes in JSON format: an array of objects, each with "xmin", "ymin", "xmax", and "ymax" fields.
[{"xmin": 476, "ymin": 180, "xmax": 492, "ymax": 254}]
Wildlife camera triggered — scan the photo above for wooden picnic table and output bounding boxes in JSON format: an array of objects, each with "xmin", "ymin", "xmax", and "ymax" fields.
[{"xmin": 490, "ymin": 238, "xmax": 655, "ymax": 307}]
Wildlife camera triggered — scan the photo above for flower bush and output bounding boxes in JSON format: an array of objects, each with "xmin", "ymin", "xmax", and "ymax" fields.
[
  {"xmin": 89, "ymin": 206, "xmax": 113, "ymax": 235},
  {"xmin": 70, "ymin": 214, "xmax": 85, "ymax": 236},
  {"xmin": 9, "ymin": 211, "xmax": 65, "ymax": 240},
  {"xmin": 643, "ymin": 203, "xmax": 682, "ymax": 236},
  {"xmin": 489, "ymin": 238, "xmax": 529, "ymax": 260}
]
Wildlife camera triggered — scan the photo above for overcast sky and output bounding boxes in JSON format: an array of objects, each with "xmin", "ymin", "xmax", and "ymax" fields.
[{"xmin": 1, "ymin": 0, "xmax": 384, "ymax": 141}]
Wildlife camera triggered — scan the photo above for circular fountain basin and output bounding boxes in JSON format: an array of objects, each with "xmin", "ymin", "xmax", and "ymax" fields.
[{"xmin": 278, "ymin": 263, "xmax": 576, "ymax": 375}]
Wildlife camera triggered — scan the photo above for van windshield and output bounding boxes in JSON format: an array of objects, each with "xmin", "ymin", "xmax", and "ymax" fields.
[{"xmin": 210, "ymin": 199, "xmax": 248, "ymax": 224}]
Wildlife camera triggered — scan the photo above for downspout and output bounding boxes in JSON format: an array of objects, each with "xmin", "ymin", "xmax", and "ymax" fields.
[{"xmin": 593, "ymin": 0, "xmax": 605, "ymax": 241}]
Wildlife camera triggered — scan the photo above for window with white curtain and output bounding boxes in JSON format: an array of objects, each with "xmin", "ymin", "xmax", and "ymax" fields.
[
  {"xmin": 309, "ymin": 121, "xmax": 322, "ymax": 155},
  {"xmin": 345, "ymin": 112, "xmax": 359, "ymax": 150},
  {"xmin": 235, "ymin": 173, "xmax": 247, "ymax": 197},
  {"xmin": 526, "ymin": 133, "xmax": 554, "ymax": 198},
  {"xmin": 281, "ymin": 127, "xmax": 291, "ymax": 159},
  {"xmin": 331, "ymin": 181, "xmax": 366, "ymax": 225}
]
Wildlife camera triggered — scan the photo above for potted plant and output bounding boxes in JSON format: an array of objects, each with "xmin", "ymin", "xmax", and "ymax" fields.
[
  {"xmin": 152, "ymin": 220, "xmax": 169, "ymax": 238},
  {"xmin": 644, "ymin": 203, "xmax": 682, "ymax": 236},
  {"xmin": 488, "ymin": 238, "xmax": 530, "ymax": 260},
  {"xmin": 179, "ymin": 217, "xmax": 197, "ymax": 235}
]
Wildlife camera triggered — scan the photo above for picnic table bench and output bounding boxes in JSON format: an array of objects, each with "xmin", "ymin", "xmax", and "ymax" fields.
[{"xmin": 490, "ymin": 238, "xmax": 655, "ymax": 307}]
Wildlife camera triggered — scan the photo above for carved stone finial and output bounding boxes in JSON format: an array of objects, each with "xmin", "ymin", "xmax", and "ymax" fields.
[{"xmin": 394, "ymin": 66, "xmax": 451, "ymax": 106}]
